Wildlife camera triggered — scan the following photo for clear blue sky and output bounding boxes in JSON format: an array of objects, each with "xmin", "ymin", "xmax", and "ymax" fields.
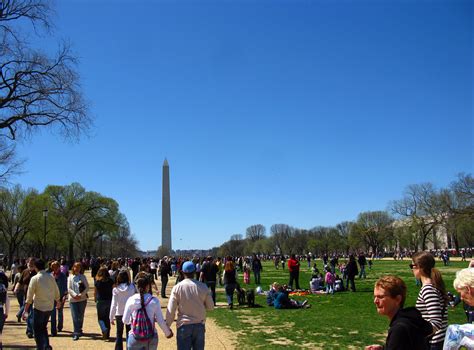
[{"xmin": 16, "ymin": 0, "xmax": 473, "ymax": 251}]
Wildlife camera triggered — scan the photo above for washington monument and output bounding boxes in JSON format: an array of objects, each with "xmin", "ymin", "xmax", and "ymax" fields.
[{"xmin": 162, "ymin": 158, "xmax": 172, "ymax": 251}]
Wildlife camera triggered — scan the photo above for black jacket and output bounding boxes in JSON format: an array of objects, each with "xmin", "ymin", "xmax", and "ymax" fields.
[{"xmin": 385, "ymin": 307, "xmax": 432, "ymax": 350}]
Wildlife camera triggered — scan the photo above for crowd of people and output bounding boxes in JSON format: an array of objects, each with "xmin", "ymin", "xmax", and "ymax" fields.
[
  {"xmin": 0, "ymin": 256, "xmax": 215, "ymax": 350},
  {"xmin": 0, "ymin": 252, "xmax": 473, "ymax": 350}
]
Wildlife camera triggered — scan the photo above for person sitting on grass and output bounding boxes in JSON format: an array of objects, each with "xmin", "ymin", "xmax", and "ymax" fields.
[
  {"xmin": 310, "ymin": 273, "xmax": 324, "ymax": 293},
  {"xmin": 311, "ymin": 263, "xmax": 319, "ymax": 278},
  {"xmin": 273, "ymin": 285, "xmax": 309, "ymax": 309},
  {"xmin": 365, "ymin": 275, "xmax": 432, "ymax": 350},
  {"xmin": 266, "ymin": 282, "xmax": 280, "ymax": 306}
]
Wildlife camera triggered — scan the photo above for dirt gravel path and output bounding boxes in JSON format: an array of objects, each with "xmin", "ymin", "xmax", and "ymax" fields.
[{"xmin": 2, "ymin": 273, "xmax": 236, "ymax": 349}]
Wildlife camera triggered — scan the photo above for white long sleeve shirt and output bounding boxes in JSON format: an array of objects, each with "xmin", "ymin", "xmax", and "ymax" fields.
[
  {"xmin": 123, "ymin": 293, "xmax": 172, "ymax": 338},
  {"xmin": 109, "ymin": 283, "xmax": 136, "ymax": 320}
]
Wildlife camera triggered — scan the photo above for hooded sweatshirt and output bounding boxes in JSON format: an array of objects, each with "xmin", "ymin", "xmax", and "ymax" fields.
[
  {"xmin": 385, "ymin": 307, "xmax": 432, "ymax": 350},
  {"xmin": 109, "ymin": 283, "xmax": 136, "ymax": 320}
]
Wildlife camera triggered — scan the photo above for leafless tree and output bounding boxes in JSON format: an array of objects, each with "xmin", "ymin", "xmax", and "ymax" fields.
[
  {"xmin": 0, "ymin": 0, "xmax": 91, "ymax": 181},
  {"xmin": 391, "ymin": 183, "xmax": 443, "ymax": 250},
  {"xmin": 245, "ymin": 224, "xmax": 266, "ymax": 241}
]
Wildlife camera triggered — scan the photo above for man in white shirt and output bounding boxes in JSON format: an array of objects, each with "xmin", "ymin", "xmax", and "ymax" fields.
[{"xmin": 166, "ymin": 261, "xmax": 214, "ymax": 350}]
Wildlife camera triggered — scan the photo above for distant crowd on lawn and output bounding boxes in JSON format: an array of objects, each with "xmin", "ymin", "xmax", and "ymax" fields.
[{"xmin": 0, "ymin": 249, "xmax": 473, "ymax": 350}]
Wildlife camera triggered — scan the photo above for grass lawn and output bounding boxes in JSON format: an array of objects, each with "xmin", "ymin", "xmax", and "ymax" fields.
[{"xmin": 207, "ymin": 259, "xmax": 469, "ymax": 349}]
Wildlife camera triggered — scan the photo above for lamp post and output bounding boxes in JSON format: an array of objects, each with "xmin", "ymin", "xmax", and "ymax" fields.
[{"xmin": 42, "ymin": 208, "xmax": 48, "ymax": 259}]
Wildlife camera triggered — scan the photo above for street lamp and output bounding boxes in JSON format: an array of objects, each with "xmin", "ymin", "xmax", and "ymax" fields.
[{"xmin": 42, "ymin": 208, "xmax": 48, "ymax": 259}]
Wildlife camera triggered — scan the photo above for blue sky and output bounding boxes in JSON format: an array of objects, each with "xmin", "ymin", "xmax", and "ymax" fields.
[{"xmin": 16, "ymin": 0, "xmax": 472, "ymax": 250}]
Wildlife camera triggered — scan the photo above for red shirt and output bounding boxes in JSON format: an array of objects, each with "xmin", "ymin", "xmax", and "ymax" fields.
[{"xmin": 287, "ymin": 258, "xmax": 299, "ymax": 272}]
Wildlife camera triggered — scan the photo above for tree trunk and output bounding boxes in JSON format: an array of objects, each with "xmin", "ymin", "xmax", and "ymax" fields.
[
  {"xmin": 421, "ymin": 237, "xmax": 426, "ymax": 251},
  {"xmin": 68, "ymin": 239, "xmax": 74, "ymax": 262}
]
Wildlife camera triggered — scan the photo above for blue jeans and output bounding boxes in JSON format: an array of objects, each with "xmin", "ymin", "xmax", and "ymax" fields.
[
  {"xmin": 359, "ymin": 265, "xmax": 366, "ymax": 278},
  {"xmin": 96, "ymin": 300, "xmax": 111, "ymax": 335},
  {"xmin": 70, "ymin": 300, "xmax": 87, "ymax": 336},
  {"xmin": 33, "ymin": 308, "xmax": 52, "ymax": 350},
  {"xmin": 26, "ymin": 307, "xmax": 34, "ymax": 335},
  {"xmin": 224, "ymin": 284, "xmax": 236, "ymax": 305},
  {"xmin": 127, "ymin": 332, "xmax": 158, "ymax": 350},
  {"xmin": 177, "ymin": 323, "xmax": 205, "ymax": 350},
  {"xmin": 51, "ymin": 305, "xmax": 63, "ymax": 333}
]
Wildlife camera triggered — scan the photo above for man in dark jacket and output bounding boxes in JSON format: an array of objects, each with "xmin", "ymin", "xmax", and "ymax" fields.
[
  {"xmin": 365, "ymin": 275, "xmax": 432, "ymax": 350},
  {"xmin": 200, "ymin": 256, "xmax": 218, "ymax": 305},
  {"xmin": 159, "ymin": 256, "xmax": 172, "ymax": 298},
  {"xmin": 251, "ymin": 254, "xmax": 263, "ymax": 285}
]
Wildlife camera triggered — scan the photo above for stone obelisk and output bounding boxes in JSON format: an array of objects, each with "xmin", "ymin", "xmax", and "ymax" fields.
[{"xmin": 162, "ymin": 158, "xmax": 172, "ymax": 252}]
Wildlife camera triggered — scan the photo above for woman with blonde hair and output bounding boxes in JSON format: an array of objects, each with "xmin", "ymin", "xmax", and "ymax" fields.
[
  {"xmin": 68, "ymin": 262, "xmax": 89, "ymax": 341},
  {"xmin": 410, "ymin": 251, "xmax": 448, "ymax": 350}
]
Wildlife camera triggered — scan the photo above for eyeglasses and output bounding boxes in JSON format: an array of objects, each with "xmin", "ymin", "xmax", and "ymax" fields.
[{"xmin": 409, "ymin": 263, "xmax": 417, "ymax": 269}]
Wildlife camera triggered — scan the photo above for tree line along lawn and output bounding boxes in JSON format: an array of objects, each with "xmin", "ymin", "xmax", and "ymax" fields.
[{"xmin": 207, "ymin": 259, "xmax": 468, "ymax": 349}]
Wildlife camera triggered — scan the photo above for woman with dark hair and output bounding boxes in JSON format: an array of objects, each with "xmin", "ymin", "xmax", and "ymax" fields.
[
  {"xmin": 345, "ymin": 254, "xmax": 359, "ymax": 292},
  {"xmin": 94, "ymin": 266, "xmax": 114, "ymax": 340},
  {"xmin": 123, "ymin": 277, "xmax": 172, "ymax": 350},
  {"xmin": 110, "ymin": 270, "xmax": 136, "ymax": 350},
  {"xmin": 410, "ymin": 251, "xmax": 448, "ymax": 350},
  {"xmin": 68, "ymin": 262, "xmax": 89, "ymax": 341}
]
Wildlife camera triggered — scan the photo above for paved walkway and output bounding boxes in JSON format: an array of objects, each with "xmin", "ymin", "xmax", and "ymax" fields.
[{"xmin": 2, "ymin": 273, "xmax": 236, "ymax": 349}]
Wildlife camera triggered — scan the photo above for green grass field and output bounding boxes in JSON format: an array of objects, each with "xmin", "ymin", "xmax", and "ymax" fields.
[{"xmin": 208, "ymin": 259, "xmax": 469, "ymax": 349}]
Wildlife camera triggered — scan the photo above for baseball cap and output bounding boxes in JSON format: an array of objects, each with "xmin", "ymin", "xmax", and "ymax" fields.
[{"xmin": 182, "ymin": 261, "xmax": 196, "ymax": 273}]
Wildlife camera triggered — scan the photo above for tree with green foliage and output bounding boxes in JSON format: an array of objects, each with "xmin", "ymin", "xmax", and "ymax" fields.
[
  {"xmin": 0, "ymin": 185, "xmax": 37, "ymax": 265},
  {"xmin": 45, "ymin": 183, "xmax": 120, "ymax": 260}
]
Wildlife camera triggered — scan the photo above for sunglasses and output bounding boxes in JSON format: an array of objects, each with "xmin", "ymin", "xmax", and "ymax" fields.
[{"xmin": 409, "ymin": 263, "xmax": 417, "ymax": 269}]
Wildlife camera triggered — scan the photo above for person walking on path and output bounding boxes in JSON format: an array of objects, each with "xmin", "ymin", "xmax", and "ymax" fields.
[
  {"xmin": 110, "ymin": 270, "xmax": 136, "ymax": 350},
  {"xmin": 288, "ymin": 254, "xmax": 301, "ymax": 290},
  {"xmin": 166, "ymin": 261, "xmax": 214, "ymax": 350},
  {"xmin": 49, "ymin": 261, "xmax": 67, "ymax": 336},
  {"xmin": 123, "ymin": 276, "xmax": 173, "ymax": 350},
  {"xmin": 68, "ymin": 262, "xmax": 89, "ymax": 341},
  {"xmin": 252, "ymin": 254, "xmax": 262, "ymax": 285},
  {"xmin": 199, "ymin": 256, "xmax": 218, "ymax": 305},
  {"xmin": 215, "ymin": 257, "xmax": 224, "ymax": 287},
  {"xmin": 22, "ymin": 259, "xmax": 60, "ymax": 350},
  {"xmin": 222, "ymin": 260, "xmax": 238, "ymax": 310},
  {"xmin": 21, "ymin": 259, "xmax": 36, "ymax": 338},
  {"xmin": 365, "ymin": 275, "xmax": 432, "ymax": 350},
  {"xmin": 159, "ymin": 257, "xmax": 172, "ymax": 298},
  {"xmin": 94, "ymin": 266, "xmax": 114, "ymax": 340},
  {"xmin": 0, "ymin": 271, "xmax": 10, "ymax": 350}
]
